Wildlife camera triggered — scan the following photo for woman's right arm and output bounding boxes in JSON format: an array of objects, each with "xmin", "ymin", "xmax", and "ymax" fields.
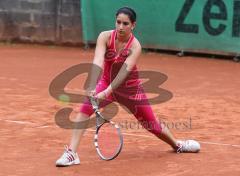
[
  {"xmin": 93, "ymin": 31, "xmax": 109, "ymax": 67},
  {"xmin": 87, "ymin": 31, "xmax": 110, "ymax": 95}
]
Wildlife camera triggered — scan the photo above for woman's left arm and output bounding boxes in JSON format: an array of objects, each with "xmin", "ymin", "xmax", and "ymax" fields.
[{"xmin": 98, "ymin": 40, "xmax": 142, "ymax": 98}]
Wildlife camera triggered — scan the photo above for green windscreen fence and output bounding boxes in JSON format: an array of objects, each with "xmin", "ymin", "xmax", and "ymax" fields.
[{"xmin": 81, "ymin": 0, "xmax": 240, "ymax": 55}]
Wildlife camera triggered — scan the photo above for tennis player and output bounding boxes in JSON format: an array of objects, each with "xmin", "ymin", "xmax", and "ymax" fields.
[{"xmin": 56, "ymin": 6, "xmax": 200, "ymax": 166}]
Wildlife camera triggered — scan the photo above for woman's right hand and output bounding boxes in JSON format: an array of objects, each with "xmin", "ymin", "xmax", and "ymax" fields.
[{"xmin": 86, "ymin": 89, "xmax": 96, "ymax": 97}]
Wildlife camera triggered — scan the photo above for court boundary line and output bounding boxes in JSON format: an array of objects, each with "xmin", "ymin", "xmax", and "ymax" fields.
[
  {"xmin": 1, "ymin": 119, "xmax": 240, "ymax": 148},
  {"xmin": 86, "ymin": 129, "xmax": 240, "ymax": 148}
]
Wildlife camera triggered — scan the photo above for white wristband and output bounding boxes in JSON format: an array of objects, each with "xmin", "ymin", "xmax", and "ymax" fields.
[{"xmin": 103, "ymin": 90, "xmax": 108, "ymax": 97}]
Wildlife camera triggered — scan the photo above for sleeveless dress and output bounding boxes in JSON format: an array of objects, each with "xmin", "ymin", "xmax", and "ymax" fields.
[{"xmin": 80, "ymin": 30, "xmax": 162, "ymax": 136}]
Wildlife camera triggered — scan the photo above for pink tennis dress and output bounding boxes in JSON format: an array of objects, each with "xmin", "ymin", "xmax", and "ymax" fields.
[{"xmin": 80, "ymin": 30, "xmax": 162, "ymax": 136}]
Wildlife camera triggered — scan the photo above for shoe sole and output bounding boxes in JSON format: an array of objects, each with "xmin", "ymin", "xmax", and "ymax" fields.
[{"xmin": 56, "ymin": 160, "xmax": 80, "ymax": 167}]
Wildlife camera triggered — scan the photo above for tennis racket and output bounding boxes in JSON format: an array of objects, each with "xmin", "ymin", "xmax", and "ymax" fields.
[{"xmin": 90, "ymin": 96, "xmax": 123, "ymax": 161}]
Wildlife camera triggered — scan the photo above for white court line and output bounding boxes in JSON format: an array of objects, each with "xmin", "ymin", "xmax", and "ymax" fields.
[
  {"xmin": 36, "ymin": 125, "xmax": 51, "ymax": 129},
  {"xmin": 4, "ymin": 119, "xmax": 35, "ymax": 125},
  {"xmin": 198, "ymin": 141, "xmax": 240, "ymax": 148},
  {"xmin": 122, "ymin": 133, "xmax": 240, "ymax": 148},
  {"xmin": 1, "ymin": 119, "xmax": 50, "ymax": 128},
  {"xmin": 86, "ymin": 129, "xmax": 240, "ymax": 148},
  {"xmin": 2, "ymin": 119, "xmax": 240, "ymax": 148}
]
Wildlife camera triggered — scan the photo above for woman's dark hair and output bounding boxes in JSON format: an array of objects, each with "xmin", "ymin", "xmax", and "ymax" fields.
[{"xmin": 116, "ymin": 7, "xmax": 137, "ymax": 23}]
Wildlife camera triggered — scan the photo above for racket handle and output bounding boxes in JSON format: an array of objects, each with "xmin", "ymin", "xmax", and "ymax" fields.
[{"xmin": 90, "ymin": 96, "xmax": 99, "ymax": 111}]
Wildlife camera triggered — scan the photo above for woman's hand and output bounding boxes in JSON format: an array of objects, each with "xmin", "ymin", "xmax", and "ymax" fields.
[
  {"xmin": 86, "ymin": 89, "xmax": 96, "ymax": 97},
  {"xmin": 95, "ymin": 86, "xmax": 113, "ymax": 100},
  {"xmin": 95, "ymin": 90, "xmax": 107, "ymax": 100}
]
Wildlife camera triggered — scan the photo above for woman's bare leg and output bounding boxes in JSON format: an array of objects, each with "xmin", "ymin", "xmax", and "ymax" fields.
[
  {"xmin": 158, "ymin": 124, "xmax": 178, "ymax": 150},
  {"xmin": 69, "ymin": 112, "xmax": 90, "ymax": 152}
]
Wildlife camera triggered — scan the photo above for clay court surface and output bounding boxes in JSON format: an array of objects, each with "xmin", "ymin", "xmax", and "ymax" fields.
[{"xmin": 0, "ymin": 44, "xmax": 239, "ymax": 176}]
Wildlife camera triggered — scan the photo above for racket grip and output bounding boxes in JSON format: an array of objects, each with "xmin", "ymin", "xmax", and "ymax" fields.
[{"xmin": 90, "ymin": 96, "xmax": 99, "ymax": 111}]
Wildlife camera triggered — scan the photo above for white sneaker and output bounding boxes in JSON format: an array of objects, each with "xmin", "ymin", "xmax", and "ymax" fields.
[
  {"xmin": 176, "ymin": 140, "xmax": 200, "ymax": 153},
  {"xmin": 56, "ymin": 145, "xmax": 80, "ymax": 167}
]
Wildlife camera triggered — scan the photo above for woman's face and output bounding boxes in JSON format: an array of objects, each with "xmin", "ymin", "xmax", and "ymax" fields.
[{"xmin": 115, "ymin": 13, "xmax": 135, "ymax": 37}]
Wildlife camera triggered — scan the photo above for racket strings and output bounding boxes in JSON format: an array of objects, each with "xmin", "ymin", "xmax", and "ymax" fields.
[{"xmin": 97, "ymin": 123, "xmax": 122, "ymax": 159}]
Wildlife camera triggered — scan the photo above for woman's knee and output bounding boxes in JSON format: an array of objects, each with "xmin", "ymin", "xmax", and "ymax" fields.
[{"xmin": 75, "ymin": 112, "xmax": 90, "ymax": 122}]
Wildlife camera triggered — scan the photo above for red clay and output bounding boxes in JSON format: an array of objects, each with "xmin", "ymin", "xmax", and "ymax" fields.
[{"xmin": 0, "ymin": 44, "xmax": 239, "ymax": 176}]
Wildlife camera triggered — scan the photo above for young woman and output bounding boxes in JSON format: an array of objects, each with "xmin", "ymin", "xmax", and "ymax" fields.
[{"xmin": 56, "ymin": 7, "xmax": 200, "ymax": 167}]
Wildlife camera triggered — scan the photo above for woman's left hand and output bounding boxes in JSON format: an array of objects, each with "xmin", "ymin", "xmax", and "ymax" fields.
[{"xmin": 95, "ymin": 90, "xmax": 107, "ymax": 100}]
